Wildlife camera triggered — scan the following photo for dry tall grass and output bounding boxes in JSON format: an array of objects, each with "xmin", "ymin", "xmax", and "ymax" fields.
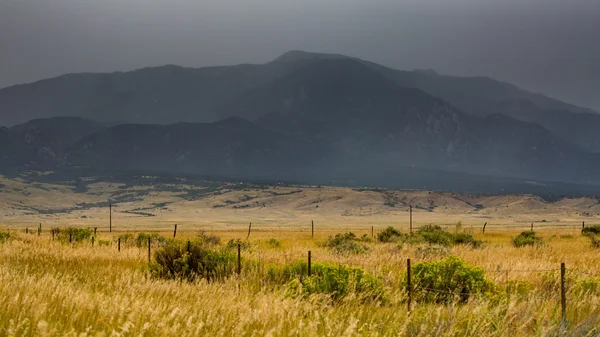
[{"xmin": 0, "ymin": 229, "xmax": 599, "ymax": 336}]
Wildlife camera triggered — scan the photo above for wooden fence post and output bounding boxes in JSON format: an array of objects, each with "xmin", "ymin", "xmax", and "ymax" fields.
[
  {"xmin": 109, "ymin": 203, "xmax": 112, "ymax": 233},
  {"xmin": 173, "ymin": 224, "xmax": 177, "ymax": 238},
  {"xmin": 531, "ymin": 223, "xmax": 534, "ymax": 231},
  {"xmin": 582, "ymin": 221, "xmax": 585, "ymax": 233},
  {"xmin": 38, "ymin": 223, "xmax": 41, "ymax": 236},
  {"xmin": 26, "ymin": 227, "xmax": 28, "ymax": 234},
  {"xmin": 409, "ymin": 205, "xmax": 413, "ymax": 234},
  {"xmin": 69, "ymin": 232, "xmax": 72, "ymax": 243},
  {"xmin": 118, "ymin": 238, "xmax": 121, "ymax": 252},
  {"xmin": 561, "ymin": 262, "xmax": 566, "ymax": 327},
  {"xmin": 51, "ymin": 229, "xmax": 55, "ymax": 241},
  {"xmin": 311, "ymin": 220, "xmax": 314, "ymax": 238},
  {"xmin": 237, "ymin": 243, "xmax": 241, "ymax": 275},
  {"xmin": 372, "ymin": 225, "xmax": 374, "ymax": 239},
  {"xmin": 187, "ymin": 240, "xmax": 191, "ymax": 253},
  {"xmin": 407, "ymin": 258, "xmax": 412, "ymax": 312},
  {"xmin": 92, "ymin": 236, "xmax": 94, "ymax": 247},
  {"xmin": 147, "ymin": 237, "xmax": 151, "ymax": 263},
  {"xmin": 482, "ymin": 222, "xmax": 487, "ymax": 234},
  {"xmin": 94, "ymin": 227, "xmax": 97, "ymax": 236},
  {"xmin": 246, "ymin": 223, "xmax": 252, "ymax": 240},
  {"xmin": 308, "ymin": 251, "xmax": 312, "ymax": 277}
]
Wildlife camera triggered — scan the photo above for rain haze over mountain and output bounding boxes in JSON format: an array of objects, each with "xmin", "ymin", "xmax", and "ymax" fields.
[{"xmin": 1, "ymin": 0, "xmax": 599, "ymax": 111}]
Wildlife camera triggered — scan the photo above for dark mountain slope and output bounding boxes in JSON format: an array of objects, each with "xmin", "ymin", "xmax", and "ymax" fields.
[
  {"xmin": 272, "ymin": 51, "xmax": 600, "ymax": 153},
  {"xmin": 0, "ymin": 63, "xmax": 293, "ymax": 126},
  {"xmin": 496, "ymin": 99, "xmax": 600, "ymax": 152},
  {"xmin": 67, "ymin": 117, "xmax": 323, "ymax": 180},
  {"xmin": 244, "ymin": 59, "xmax": 600, "ymax": 183},
  {"xmin": 0, "ymin": 117, "xmax": 104, "ymax": 170}
]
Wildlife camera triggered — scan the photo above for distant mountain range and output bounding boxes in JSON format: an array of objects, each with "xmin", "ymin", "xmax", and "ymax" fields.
[{"xmin": 1, "ymin": 50, "xmax": 600, "ymax": 191}]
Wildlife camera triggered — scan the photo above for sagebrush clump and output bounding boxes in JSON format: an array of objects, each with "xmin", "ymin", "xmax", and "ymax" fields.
[
  {"xmin": 323, "ymin": 232, "xmax": 369, "ymax": 254},
  {"xmin": 118, "ymin": 232, "xmax": 168, "ymax": 247},
  {"xmin": 377, "ymin": 227, "xmax": 407, "ymax": 243},
  {"xmin": 268, "ymin": 260, "xmax": 385, "ymax": 302},
  {"xmin": 149, "ymin": 241, "xmax": 237, "ymax": 281},
  {"xmin": 54, "ymin": 227, "xmax": 93, "ymax": 243},
  {"xmin": 226, "ymin": 238, "xmax": 253, "ymax": 250},
  {"xmin": 197, "ymin": 231, "xmax": 221, "ymax": 245},
  {"xmin": 411, "ymin": 255, "xmax": 496, "ymax": 303},
  {"xmin": 512, "ymin": 231, "xmax": 544, "ymax": 248},
  {"xmin": 583, "ymin": 225, "xmax": 600, "ymax": 235},
  {"xmin": 0, "ymin": 231, "xmax": 11, "ymax": 244}
]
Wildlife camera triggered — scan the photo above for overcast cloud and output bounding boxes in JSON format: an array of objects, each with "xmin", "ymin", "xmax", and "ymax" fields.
[{"xmin": 1, "ymin": 0, "xmax": 599, "ymax": 110}]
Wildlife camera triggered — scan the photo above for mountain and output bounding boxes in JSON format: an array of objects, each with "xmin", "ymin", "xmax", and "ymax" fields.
[
  {"xmin": 1, "ymin": 51, "xmax": 600, "ymax": 189},
  {"xmin": 1, "ymin": 51, "xmax": 597, "ymax": 146},
  {"xmin": 66, "ymin": 117, "xmax": 323, "ymax": 180},
  {"xmin": 242, "ymin": 59, "xmax": 600, "ymax": 183},
  {"xmin": 0, "ymin": 63, "xmax": 293, "ymax": 126},
  {"xmin": 274, "ymin": 51, "xmax": 600, "ymax": 153},
  {"xmin": 0, "ymin": 117, "xmax": 104, "ymax": 170}
]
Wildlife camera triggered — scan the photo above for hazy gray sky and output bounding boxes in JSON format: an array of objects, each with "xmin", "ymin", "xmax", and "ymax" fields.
[{"xmin": 1, "ymin": 0, "xmax": 599, "ymax": 110}]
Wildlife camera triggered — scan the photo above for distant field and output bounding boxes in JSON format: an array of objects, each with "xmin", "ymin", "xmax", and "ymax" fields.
[
  {"xmin": 1, "ymin": 175, "xmax": 598, "ymax": 231},
  {"xmin": 1, "ymin": 175, "xmax": 599, "ymax": 336}
]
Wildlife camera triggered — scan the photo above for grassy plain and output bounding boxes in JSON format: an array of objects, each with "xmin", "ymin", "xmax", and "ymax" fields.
[{"xmin": 1, "ymin": 175, "xmax": 600, "ymax": 336}]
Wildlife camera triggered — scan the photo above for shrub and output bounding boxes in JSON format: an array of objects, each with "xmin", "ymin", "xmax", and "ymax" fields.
[
  {"xmin": 377, "ymin": 227, "xmax": 407, "ymax": 243},
  {"xmin": 589, "ymin": 235, "xmax": 600, "ymax": 249},
  {"xmin": 226, "ymin": 238, "xmax": 253, "ymax": 250},
  {"xmin": 266, "ymin": 260, "xmax": 308, "ymax": 284},
  {"xmin": 117, "ymin": 233, "xmax": 168, "ymax": 247},
  {"xmin": 417, "ymin": 225, "xmax": 482, "ymax": 248},
  {"xmin": 55, "ymin": 227, "xmax": 93, "ymax": 243},
  {"xmin": 512, "ymin": 231, "xmax": 544, "ymax": 248},
  {"xmin": 358, "ymin": 234, "xmax": 373, "ymax": 242},
  {"xmin": 323, "ymin": 232, "xmax": 369, "ymax": 254},
  {"xmin": 452, "ymin": 233, "xmax": 483, "ymax": 248},
  {"xmin": 583, "ymin": 225, "xmax": 600, "ymax": 235},
  {"xmin": 265, "ymin": 238, "xmax": 281, "ymax": 248},
  {"xmin": 417, "ymin": 225, "xmax": 453, "ymax": 246},
  {"xmin": 411, "ymin": 255, "xmax": 495, "ymax": 303},
  {"xmin": 0, "ymin": 231, "xmax": 11, "ymax": 244},
  {"xmin": 197, "ymin": 231, "xmax": 221, "ymax": 245},
  {"xmin": 149, "ymin": 241, "xmax": 237, "ymax": 281},
  {"xmin": 272, "ymin": 261, "xmax": 385, "ymax": 302},
  {"xmin": 136, "ymin": 233, "xmax": 168, "ymax": 247},
  {"xmin": 98, "ymin": 239, "xmax": 112, "ymax": 246}
]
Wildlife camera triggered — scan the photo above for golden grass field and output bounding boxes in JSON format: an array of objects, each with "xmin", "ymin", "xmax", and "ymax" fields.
[{"xmin": 1, "ymin": 175, "xmax": 600, "ymax": 336}]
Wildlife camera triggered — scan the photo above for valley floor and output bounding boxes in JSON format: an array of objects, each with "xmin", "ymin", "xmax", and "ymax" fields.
[{"xmin": 1, "ymin": 175, "xmax": 599, "ymax": 336}]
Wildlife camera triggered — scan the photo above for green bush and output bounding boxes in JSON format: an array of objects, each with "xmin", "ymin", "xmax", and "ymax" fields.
[
  {"xmin": 358, "ymin": 234, "xmax": 373, "ymax": 242},
  {"xmin": 55, "ymin": 227, "xmax": 93, "ymax": 243},
  {"xmin": 417, "ymin": 225, "xmax": 453, "ymax": 246},
  {"xmin": 412, "ymin": 255, "xmax": 495, "ymax": 303},
  {"xmin": 0, "ymin": 231, "xmax": 11, "ymax": 244},
  {"xmin": 226, "ymin": 238, "xmax": 253, "ymax": 250},
  {"xmin": 583, "ymin": 225, "xmax": 600, "ymax": 235},
  {"xmin": 266, "ymin": 260, "xmax": 308, "ymax": 284},
  {"xmin": 589, "ymin": 235, "xmax": 600, "ymax": 249},
  {"xmin": 118, "ymin": 233, "xmax": 168, "ymax": 247},
  {"xmin": 512, "ymin": 231, "xmax": 544, "ymax": 248},
  {"xmin": 265, "ymin": 238, "xmax": 281, "ymax": 248},
  {"xmin": 416, "ymin": 225, "xmax": 483, "ymax": 248},
  {"xmin": 149, "ymin": 241, "xmax": 237, "ymax": 281},
  {"xmin": 452, "ymin": 233, "xmax": 483, "ymax": 248},
  {"xmin": 136, "ymin": 233, "xmax": 168, "ymax": 247},
  {"xmin": 377, "ymin": 227, "xmax": 407, "ymax": 243},
  {"xmin": 197, "ymin": 231, "xmax": 221, "ymax": 245},
  {"xmin": 323, "ymin": 232, "xmax": 369, "ymax": 254},
  {"xmin": 270, "ymin": 260, "xmax": 385, "ymax": 302}
]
